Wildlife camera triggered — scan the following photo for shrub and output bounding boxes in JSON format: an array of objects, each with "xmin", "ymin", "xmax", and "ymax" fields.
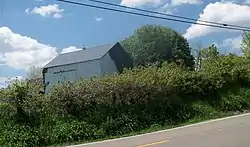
[
  {"xmin": 0, "ymin": 103, "xmax": 16, "ymax": 122},
  {"xmin": 220, "ymin": 88, "xmax": 250, "ymax": 112},
  {"xmin": 1, "ymin": 124, "xmax": 40, "ymax": 147},
  {"xmin": 50, "ymin": 120, "xmax": 104, "ymax": 144},
  {"xmin": 1, "ymin": 55, "xmax": 250, "ymax": 146},
  {"xmin": 191, "ymin": 101, "xmax": 222, "ymax": 117}
]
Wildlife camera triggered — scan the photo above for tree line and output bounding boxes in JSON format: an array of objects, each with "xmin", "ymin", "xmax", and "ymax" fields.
[{"xmin": 27, "ymin": 25, "xmax": 250, "ymax": 81}]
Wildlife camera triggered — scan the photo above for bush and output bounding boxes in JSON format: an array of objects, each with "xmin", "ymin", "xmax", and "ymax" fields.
[
  {"xmin": 0, "ymin": 102, "xmax": 16, "ymax": 122},
  {"xmin": 191, "ymin": 101, "xmax": 222, "ymax": 117},
  {"xmin": 50, "ymin": 120, "xmax": 104, "ymax": 144},
  {"xmin": 1, "ymin": 124, "xmax": 41, "ymax": 147},
  {"xmin": 219, "ymin": 88, "xmax": 250, "ymax": 112},
  {"xmin": 1, "ymin": 55, "xmax": 250, "ymax": 146}
]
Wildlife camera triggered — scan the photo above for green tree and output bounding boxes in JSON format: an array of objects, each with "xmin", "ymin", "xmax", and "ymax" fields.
[
  {"xmin": 192, "ymin": 41, "xmax": 203, "ymax": 70},
  {"xmin": 200, "ymin": 44, "xmax": 219, "ymax": 60},
  {"xmin": 241, "ymin": 31, "xmax": 250, "ymax": 58},
  {"xmin": 192, "ymin": 44, "xmax": 220, "ymax": 70},
  {"xmin": 121, "ymin": 24, "xmax": 194, "ymax": 68},
  {"xmin": 200, "ymin": 44, "xmax": 220, "ymax": 70}
]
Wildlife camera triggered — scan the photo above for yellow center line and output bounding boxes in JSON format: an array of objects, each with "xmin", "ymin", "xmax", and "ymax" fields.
[{"xmin": 136, "ymin": 140, "xmax": 169, "ymax": 147}]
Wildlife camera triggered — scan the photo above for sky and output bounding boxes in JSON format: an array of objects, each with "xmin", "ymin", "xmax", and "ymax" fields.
[{"xmin": 1, "ymin": 0, "xmax": 250, "ymax": 87}]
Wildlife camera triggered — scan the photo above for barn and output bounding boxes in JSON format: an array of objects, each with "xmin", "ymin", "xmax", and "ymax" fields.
[{"xmin": 42, "ymin": 42, "xmax": 133, "ymax": 93}]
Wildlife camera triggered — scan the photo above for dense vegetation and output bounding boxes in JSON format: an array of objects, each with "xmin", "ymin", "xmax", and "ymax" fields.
[
  {"xmin": 121, "ymin": 25, "xmax": 195, "ymax": 68},
  {"xmin": 1, "ymin": 26, "xmax": 250, "ymax": 147}
]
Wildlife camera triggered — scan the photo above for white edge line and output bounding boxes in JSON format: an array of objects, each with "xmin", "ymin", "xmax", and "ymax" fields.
[{"xmin": 68, "ymin": 112, "xmax": 250, "ymax": 147}]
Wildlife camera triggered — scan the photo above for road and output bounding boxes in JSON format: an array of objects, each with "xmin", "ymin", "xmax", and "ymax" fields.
[{"xmin": 69, "ymin": 113, "xmax": 250, "ymax": 147}]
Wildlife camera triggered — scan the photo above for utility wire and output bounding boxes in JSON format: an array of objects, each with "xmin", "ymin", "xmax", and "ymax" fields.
[
  {"xmin": 56, "ymin": 0, "xmax": 250, "ymax": 32},
  {"xmin": 80, "ymin": 0, "xmax": 250, "ymax": 30}
]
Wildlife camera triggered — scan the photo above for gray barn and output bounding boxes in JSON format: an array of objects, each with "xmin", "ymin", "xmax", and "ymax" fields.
[{"xmin": 42, "ymin": 42, "xmax": 133, "ymax": 93}]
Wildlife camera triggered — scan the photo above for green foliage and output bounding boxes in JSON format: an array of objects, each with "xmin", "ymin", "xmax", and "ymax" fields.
[
  {"xmin": 1, "ymin": 54, "xmax": 250, "ymax": 146},
  {"xmin": 1, "ymin": 124, "xmax": 41, "ymax": 147},
  {"xmin": 201, "ymin": 55, "xmax": 250, "ymax": 87},
  {"xmin": 241, "ymin": 31, "xmax": 250, "ymax": 58},
  {"xmin": 194, "ymin": 44, "xmax": 220, "ymax": 71},
  {"xmin": 200, "ymin": 44, "xmax": 219, "ymax": 59},
  {"xmin": 191, "ymin": 101, "xmax": 222, "ymax": 117},
  {"xmin": 50, "ymin": 120, "xmax": 104, "ymax": 144},
  {"xmin": 220, "ymin": 88, "xmax": 250, "ymax": 112},
  {"xmin": 120, "ymin": 24, "xmax": 194, "ymax": 68},
  {"xmin": 1, "ymin": 79, "xmax": 46, "ymax": 125}
]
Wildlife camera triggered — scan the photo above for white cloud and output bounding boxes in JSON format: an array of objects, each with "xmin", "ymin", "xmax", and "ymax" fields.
[
  {"xmin": 120, "ymin": 0, "xmax": 202, "ymax": 7},
  {"xmin": 25, "ymin": 8, "xmax": 30, "ymax": 14},
  {"xmin": 156, "ymin": 3, "xmax": 175, "ymax": 14},
  {"xmin": 221, "ymin": 36, "xmax": 242, "ymax": 49},
  {"xmin": 0, "ymin": 76, "xmax": 23, "ymax": 83},
  {"xmin": 0, "ymin": 77, "xmax": 7, "ymax": 85},
  {"xmin": 120, "ymin": 0, "xmax": 162, "ymax": 7},
  {"xmin": 61, "ymin": 46, "xmax": 82, "ymax": 54},
  {"xmin": 0, "ymin": 27, "xmax": 58, "ymax": 71},
  {"xmin": 0, "ymin": 76, "xmax": 23, "ymax": 88},
  {"xmin": 26, "ymin": 4, "xmax": 64, "ymax": 19},
  {"xmin": 119, "ymin": 0, "xmax": 202, "ymax": 15},
  {"xmin": 0, "ymin": 53, "xmax": 3, "ymax": 62},
  {"xmin": 244, "ymin": 0, "xmax": 250, "ymax": 4},
  {"xmin": 0, "ymin": 84, "xmax": 5, "ymax": 89},
  {"xmin": 0, "ymin": 27, "xmax": 86, "ymax": 71},
  {"xmin": 216, "ymin": 36, "xmax": 243, "ymax": 54},
  {"xmin": 0, "ymin": 82, "xmax": 6, "ymax": 89},
  {"xmin": 171, "ymin": 0, "xmax": 202, "ymax": 6},
  {"xmin": 0, "ymin": 27, "xmax": 83, "ymax": 71},
  {"xmin": 94, "ymin": 16, "xmax": 103, "ymax": 22},
  {"xmin": 184, "ymin": 2, "xmax": 250, "ymax": 39}
]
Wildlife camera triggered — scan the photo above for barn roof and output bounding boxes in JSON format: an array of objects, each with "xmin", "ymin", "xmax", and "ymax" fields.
[{"xmin": 43, "ymin": 43, "xmax": 118, "ymax": 68}]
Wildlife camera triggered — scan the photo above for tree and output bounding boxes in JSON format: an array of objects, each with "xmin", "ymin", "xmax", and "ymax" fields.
[
  {"xmin": 192, "ymin": 44, "xmax": 220, "ymax": 71},
  {"xmin": 120, "ymin": 24, "xmax": 194, "ymax": 68},
  {"xmin": 199, "ymin": 44, "xmax": 220, "ymax": 70},
  {"xmin": 192, "ymin": 41, "xmax": 203, "ymax": 70},
  {"xmin": 200, "ymin": 44, "xmax": 219, "ymax": 60},
  {"xmin": 241, "ymin": 31, "xmax": 250, "ymax": 58},
  {"xmin": 26, "ymin": 66, "xmax": 42, "ymax": 80}
]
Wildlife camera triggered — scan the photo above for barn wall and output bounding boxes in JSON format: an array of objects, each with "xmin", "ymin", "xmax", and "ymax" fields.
[
  {"xmin": 44, "ymin": 59, "xmax": 101, "ymax": 93},
  {"xmin": 100, "ymin": 53, "xmax": 118, "ymax": 75}
]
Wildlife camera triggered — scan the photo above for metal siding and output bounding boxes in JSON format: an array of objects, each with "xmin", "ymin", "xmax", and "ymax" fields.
[
  {"xmin": 100, "ymin": 53, "xmax": 118, "ymax": 76},
  {"xmin": 76, "ymin": 59, "xmax": 102, "ymax": 79},
  {"xmin": 44, "ymin": 59, "xmax": 101, "ymax": 93},
  {"xmin": 44, "ymin": 73, "xmax": 54, "ymax": 93}
]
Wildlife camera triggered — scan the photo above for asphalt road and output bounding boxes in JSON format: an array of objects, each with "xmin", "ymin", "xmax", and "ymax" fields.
[{"xmin": 69, "ymin": 113, "xmax": 250, "ymax": 147}]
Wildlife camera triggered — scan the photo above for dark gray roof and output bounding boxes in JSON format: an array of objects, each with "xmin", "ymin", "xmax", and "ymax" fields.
[{"xmin": 43, "ymin": 43, "xmax": 116, "ymax": 68}]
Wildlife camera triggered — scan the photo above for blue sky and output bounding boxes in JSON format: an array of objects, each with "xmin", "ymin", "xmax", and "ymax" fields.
[{"xmin": 1, "ymin": 0, "xmax": 250, "ymax": 87}]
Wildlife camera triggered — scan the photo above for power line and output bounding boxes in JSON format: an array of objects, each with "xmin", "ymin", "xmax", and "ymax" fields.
[
  {"xmin": 56, "ymin": 0, "xmax": 250, "ymax": 32},
  {"xmin": 80, "ymin": 0, "xmax": 250, "ymax": 30}
]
